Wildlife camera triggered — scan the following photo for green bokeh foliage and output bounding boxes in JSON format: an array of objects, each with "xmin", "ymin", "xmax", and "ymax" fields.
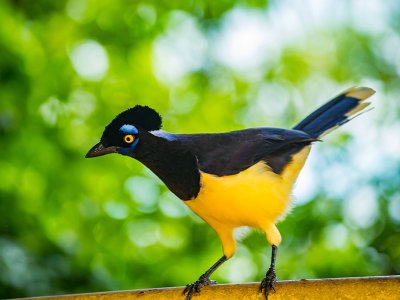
[{"xmin": 1, "ymin": 0, "xmax": 399, "ymax": 297}]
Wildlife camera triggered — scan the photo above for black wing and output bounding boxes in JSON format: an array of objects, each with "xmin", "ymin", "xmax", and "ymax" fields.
[{"xmin": 174, "ymin": 128, "xmax": 316, "ymax": 176}]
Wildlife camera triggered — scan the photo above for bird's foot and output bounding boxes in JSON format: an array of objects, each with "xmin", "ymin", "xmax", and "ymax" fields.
[
  {"xmin": 260, "ymin": 267, "xmax": 277, "ymax": 299},
  {"xmin": 183, "ymin": 274, "xmax": 217, "ymax": 300}
]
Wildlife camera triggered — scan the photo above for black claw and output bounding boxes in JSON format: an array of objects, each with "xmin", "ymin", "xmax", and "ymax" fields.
[
  {"xmin": 183, "ymin": 285, "xmax": 190, "ymax": 295},
  {"xmin": 260, "ymin": 267, "xmax": 277, "ymax": 299},
  {"xmin": 183, "ymin": 275, "xmax": 217, "ymax": 300}
]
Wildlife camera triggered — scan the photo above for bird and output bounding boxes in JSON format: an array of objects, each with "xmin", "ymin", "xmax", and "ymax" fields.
[{"xmin": 86, "ymin": 87, "xmax": 375, "ymax": 299}]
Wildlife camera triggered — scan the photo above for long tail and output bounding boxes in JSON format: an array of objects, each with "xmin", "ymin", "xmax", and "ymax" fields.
[{"xmin": 293, "ymin": 87, "xmax": 375, "ymax": 138}]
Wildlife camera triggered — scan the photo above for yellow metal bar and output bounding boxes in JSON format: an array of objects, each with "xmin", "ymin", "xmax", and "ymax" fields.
[{"xmin": 14, "ymin": 276, "xmax": 400, "ymax": 300}]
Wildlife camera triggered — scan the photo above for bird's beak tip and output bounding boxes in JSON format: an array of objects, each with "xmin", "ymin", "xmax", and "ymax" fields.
[
  {"xmin": 85, "ymin": 152, "xmax": 95, "ymax": 158},
  {"xmin": 86, "ymin": 143, "xmax": 117, "ymax": 158}
]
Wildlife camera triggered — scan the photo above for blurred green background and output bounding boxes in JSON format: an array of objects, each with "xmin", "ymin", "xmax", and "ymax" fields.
[{"xmin": 1, "ymin": 0, "xmax": 400, "ymax": 298}]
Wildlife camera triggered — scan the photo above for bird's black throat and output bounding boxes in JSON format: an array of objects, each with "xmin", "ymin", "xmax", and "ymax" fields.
[{"xmin": 131, "ymin": 131, "xmax": 201, "ymax": 200}]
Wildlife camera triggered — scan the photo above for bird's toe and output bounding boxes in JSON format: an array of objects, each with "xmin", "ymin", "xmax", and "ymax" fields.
[
  {"xmin": 183, "ymin": 275, "xmax": 217, "ymax": 300},
  {"xmin": 260, "ymin": 267, "xmax": 277, "ymax": 299}
]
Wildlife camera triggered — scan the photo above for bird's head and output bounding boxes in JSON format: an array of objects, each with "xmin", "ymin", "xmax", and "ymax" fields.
[{"xmin": 86, "ymin": 105, "xmax": 162, "ymax": 158}]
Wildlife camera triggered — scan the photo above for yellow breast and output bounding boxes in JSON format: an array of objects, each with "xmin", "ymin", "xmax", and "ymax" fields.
[{"xmin": 185, "ymin": 146, "xmax": 311, "ymax": 230}]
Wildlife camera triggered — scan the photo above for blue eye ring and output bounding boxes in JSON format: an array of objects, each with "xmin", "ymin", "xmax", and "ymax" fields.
[{"xmin": 119, "ymin": 124, "xmax": 139, "ymax": 152}]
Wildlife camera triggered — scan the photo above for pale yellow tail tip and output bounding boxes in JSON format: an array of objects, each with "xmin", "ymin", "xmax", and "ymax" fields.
[
  {"xmin": 346, "ymin": 87, "xmax": 376, "ymax": 101},
  {"xmin": 345, "ymin": 102, "xmax": 371, "ymax": 117}
]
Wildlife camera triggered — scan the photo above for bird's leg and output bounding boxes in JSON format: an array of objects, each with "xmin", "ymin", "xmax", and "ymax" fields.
[
  {"xmin": 260, "ymin": 245, "xmax": 278, "ymax": 298},
  {"xmin": 183, "ymin": 255, "xmax": 227, "ymax": 300}
]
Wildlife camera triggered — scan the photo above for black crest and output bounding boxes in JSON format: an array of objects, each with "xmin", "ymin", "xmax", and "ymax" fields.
[
  {"xmin": 101, "ymin": 105, "xmax": 162, "ymax": 146},
  {"xmin": 109, "ymin": 105, "xmax": 162, "ymax": 131}
]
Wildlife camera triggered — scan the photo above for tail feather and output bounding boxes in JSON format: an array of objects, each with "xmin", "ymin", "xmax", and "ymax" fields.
[{"xmin": 293, "ymin": 87, "xmax": 375, "ymax": 138}]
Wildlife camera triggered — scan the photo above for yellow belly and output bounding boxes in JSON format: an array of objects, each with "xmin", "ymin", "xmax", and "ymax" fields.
[
  {"xmin": 184, "ymin": 146, "xmax": 310, "ymax": 257},
  {"xmin": 187, "ymin": 162, "xmax": 290, "ymax": 228}
]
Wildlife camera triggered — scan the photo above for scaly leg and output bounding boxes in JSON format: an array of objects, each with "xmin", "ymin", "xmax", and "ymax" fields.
[
  {"xmin": 183, "ymin": 255, "xmax": 228, "ymax": 300},
  {"xmin": 260, "ymin": 245, "xmax": 278, "ymax": 298}
]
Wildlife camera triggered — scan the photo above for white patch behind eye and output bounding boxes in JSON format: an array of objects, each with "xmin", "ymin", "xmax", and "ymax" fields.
[{"xmin": 150, "ymin": 130, "xmax": 177, "ymax": 141}]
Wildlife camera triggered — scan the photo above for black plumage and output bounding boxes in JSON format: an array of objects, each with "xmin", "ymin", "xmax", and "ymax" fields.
[{"xmin": 132, "ymin": 130, "xmax": 201, "ymax": 200}]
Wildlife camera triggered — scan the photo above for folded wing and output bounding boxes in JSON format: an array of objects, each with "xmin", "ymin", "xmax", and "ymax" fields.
[{"xmin": 175, "ymin": 128, "xmax": 316, "ymax": 176}]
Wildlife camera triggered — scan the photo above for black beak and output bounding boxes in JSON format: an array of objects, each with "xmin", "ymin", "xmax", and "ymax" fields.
[{"xmin": 85, "ymin": 142, "xmax": 118, "ymax": 158}]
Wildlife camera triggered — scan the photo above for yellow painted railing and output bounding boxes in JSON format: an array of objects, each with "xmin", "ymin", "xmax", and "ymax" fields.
[{"xmin": 14, "ymin": 276, "xmax": 400, "ymax": 300}]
